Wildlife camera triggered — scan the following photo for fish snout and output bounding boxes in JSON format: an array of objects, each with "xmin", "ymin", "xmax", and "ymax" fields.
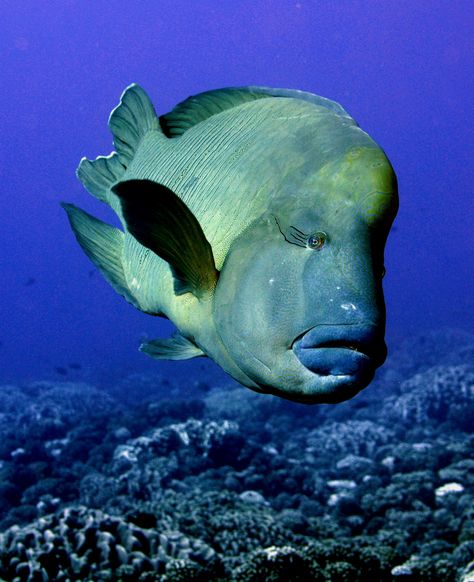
[{"xmin": 292, "ymin": 323, "xmax": 387, "ymax": 377}]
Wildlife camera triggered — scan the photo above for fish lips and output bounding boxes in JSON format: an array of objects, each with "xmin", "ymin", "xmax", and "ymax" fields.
[{"xmin": 292, "ymin": 323, "xmax": 387, "ymax": 378}]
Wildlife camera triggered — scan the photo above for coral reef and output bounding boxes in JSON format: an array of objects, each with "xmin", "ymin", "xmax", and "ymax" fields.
[
  {"xmin": 0, "ymin": 506, "xmax": 220, "ymax": 581},
  {"xmin": 383, "ymin": 365, "xmax": 474, "ymax": 430},
  {"xmin": 0, "ymin": 328, "xmax": 472, "ymax": 580}
]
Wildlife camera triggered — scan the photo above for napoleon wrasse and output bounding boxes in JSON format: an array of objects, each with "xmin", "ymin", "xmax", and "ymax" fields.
[{"xmin": 63, "ymin": 84, "xmax": 398, "ymax": 403}]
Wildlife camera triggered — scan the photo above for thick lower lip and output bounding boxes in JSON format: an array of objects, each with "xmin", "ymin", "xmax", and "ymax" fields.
[
  {"xmin": 294, "ymin": 346, "xmax": 370, "ymax": 376},
  {"xmin": 292, "ymin": 323, "xmax": 386, "ymax": 376}
]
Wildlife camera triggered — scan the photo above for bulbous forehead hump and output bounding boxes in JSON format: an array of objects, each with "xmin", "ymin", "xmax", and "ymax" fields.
[
  {"xmin": 271, "ymin": 145, "xmax": 397, "ymax": 226},
  {"xmin": 315, "ymin": 146, "xmax": 397, "ymax": 207},
  {"xmin": 319, "ymin": 147, "xmax": 394, "ymax": 190}
]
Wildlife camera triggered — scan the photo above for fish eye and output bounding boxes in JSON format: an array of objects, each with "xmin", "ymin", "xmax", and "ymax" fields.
[{"xmin": 306, "ymin": 231, "xmax": 327, "ymax": 250}]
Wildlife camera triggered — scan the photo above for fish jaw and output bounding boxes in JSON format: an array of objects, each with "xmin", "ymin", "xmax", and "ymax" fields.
[
  {"xmin": 222, "ymin": 350, "xmax": 376, "ymax": 404},
  {"xmin": 286, "ymin": 322, "xmax": 386, "ymax": 403},
  {"xmin": 292, "ymin": 322, "xmax": 387, "ymax": 373},
  {"xmin": 208, "ymin": 316, "xmax": 385, "ymax": 404}
]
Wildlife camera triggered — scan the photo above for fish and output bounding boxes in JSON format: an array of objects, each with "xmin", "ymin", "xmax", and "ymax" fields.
[{"xmin": 62, "ymin": 84, "xmax": 398, "ymax": 404}]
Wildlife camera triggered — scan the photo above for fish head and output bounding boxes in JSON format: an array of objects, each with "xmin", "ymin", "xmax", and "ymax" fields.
[{"xmin": 213, "ymin": 146, "xmax": 398, "ymax": 403}]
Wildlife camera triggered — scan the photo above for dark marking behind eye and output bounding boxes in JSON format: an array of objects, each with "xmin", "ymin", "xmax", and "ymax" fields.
[
  {"xmin": 274, "ymin": 217, "xmax": 308, "ymax": 248},
  {"xmin": 289, "ymin": 226, "xmax": 308, "ymax": 245},
  {"xmin": 288, "ymin": 225, "xmax": 306, "ymax": 238}
]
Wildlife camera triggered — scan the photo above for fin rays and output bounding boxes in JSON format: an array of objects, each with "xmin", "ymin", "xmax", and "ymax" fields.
[
  {"xmin": 160, "ymin": 85, "xmax": 353, "ymax": 138},
  {"xmin": 61, "ymin": 203, "xmax": 144, "ymax": 310},
  {"xmin": 140, "ymin": 333, "xmax": 205, "ymax": 360},
  {"xmin": 76, "ymin": 84, "xmax": 161, "ymax": 207},
  {"xmin": 113, "ymin": 179, "xmax": 219, "ymax": 299}
]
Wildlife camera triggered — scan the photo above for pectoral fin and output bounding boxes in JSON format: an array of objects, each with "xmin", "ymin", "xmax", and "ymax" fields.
[
  {"xmin": 140, "ymin": 333, "xmax": 205, "ymax": 360},
  {"xmin": 112, "ymin": 179, "xmax": 218, "ymax": 299}
]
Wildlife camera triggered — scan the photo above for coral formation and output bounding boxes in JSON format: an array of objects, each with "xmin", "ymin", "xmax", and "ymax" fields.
[{"xmin": 0, "ymin": 329, "xmax": 472, "ymax": 580}]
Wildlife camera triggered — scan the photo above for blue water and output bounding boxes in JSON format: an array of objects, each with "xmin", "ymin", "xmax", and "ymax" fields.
[
  {"xmin": 0, "ymin": 0, "xmax": 472, "ymax": 384},
  {"xmin": 0, "ymin": 3, "xmax": 473, "ymax": 580}
]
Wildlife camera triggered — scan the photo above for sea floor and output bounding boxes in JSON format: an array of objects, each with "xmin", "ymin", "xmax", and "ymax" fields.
[{"xmin": 0, "ymin": 328, "xmax": 473, "ymax": 581}]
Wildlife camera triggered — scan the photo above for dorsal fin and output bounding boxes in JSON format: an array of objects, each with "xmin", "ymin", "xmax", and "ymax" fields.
[{"xmin": 160, "ymin": 85, "xmax": 353, "ymax": 137}]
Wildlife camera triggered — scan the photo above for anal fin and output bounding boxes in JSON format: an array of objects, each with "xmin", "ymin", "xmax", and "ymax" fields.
[{"xmin": 140, "ymin": 333, "xmax": 205, "ymax": 360}]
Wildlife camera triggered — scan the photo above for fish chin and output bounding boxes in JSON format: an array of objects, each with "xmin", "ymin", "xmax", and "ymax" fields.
[
  {"xmin": 289, "ymin": 359, "xmax": 376, "ymax": 404},
  {"xmin": 259, "ymin": 360, "xmax": 375, "ymax": 404}
]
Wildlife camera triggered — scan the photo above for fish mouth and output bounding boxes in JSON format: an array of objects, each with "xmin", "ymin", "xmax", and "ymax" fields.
[{"xmin": 292, "ymin": 323, "xmax": 386, "ymax": 378}]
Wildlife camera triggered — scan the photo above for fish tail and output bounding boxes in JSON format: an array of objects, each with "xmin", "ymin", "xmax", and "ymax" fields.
[{"xmin": 76, "ymin": 84, "xmax": 160, "ymax": 208}]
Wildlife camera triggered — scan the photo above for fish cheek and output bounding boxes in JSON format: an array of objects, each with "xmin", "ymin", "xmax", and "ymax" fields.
[{"xmin": 213, "ymin": 234, "xmax": 306, "ymax": 383}]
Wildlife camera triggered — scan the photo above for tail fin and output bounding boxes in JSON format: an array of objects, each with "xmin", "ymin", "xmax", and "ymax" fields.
[
  {"xmin": 109, "ymin": 83, "xmax": 160, "ymax": 164},
  {"xmin": 76, "ymin": 84, "xmax": 161, "ymax": 208},
  {"xmin": 76, "ymin": 153, "xmax": 125, "ymax": 205},
  {"xmin": 62, "ymin": 202, "xmax": 141, "ymax": 310}
]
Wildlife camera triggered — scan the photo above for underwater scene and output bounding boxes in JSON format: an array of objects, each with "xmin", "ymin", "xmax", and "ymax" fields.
[{"xmin": 0, "ymin": 2, "xmax": 473, "ymax": 581}]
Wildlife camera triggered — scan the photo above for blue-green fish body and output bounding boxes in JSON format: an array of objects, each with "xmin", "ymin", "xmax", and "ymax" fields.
[{"xmin": 63, "ymin": 85, "xmax": 398, "ymax": 403}]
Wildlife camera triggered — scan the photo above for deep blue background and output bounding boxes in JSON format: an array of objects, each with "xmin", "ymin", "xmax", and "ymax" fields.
[{"xmin": 0, "ymin": 1, "xmax": 472, "ymax": 384}]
